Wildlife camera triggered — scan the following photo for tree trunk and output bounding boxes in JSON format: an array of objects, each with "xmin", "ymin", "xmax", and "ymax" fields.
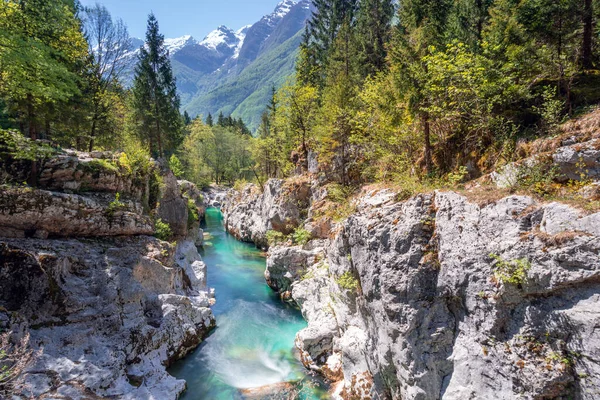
[
  {"xmin": 421, "ymin": 112, "xmax": 433, "ymax": 176},
  {"xmin": 582, "ymin": 0, "xmax": 593, "ymax": 69}
]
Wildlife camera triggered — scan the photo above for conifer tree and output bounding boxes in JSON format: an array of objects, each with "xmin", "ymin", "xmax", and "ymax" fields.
[
  {"xmin": 131, "ymin": 13, "xmax": 182, "ymax": 157},
  {"xmin": 356, "ymin": 0, "xmax": 395, "ymax": 77},
  {"xmin": 306, "ymin": 0, "xmax": 359, "ymax": 86},
  {"xmin": 206, "ymin": 113, "xmax": 214, "ymax": 127},
  {"xmin": 390, "ymin": 0, "xmax": 453, "ymax": 175},
  {"xmin": 183, "ymin": 111, "xmax": 191, "ymax": 125},
  {"xmin": 217, "ymin": 112, "xmax": 225, "ymax": 126}
]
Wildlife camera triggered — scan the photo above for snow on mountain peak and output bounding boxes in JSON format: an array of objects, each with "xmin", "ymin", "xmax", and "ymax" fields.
[
  {"xmin": 259, "ymin": 0, "xmax": 299, "ymax": 26},
  {"xmin": 200, "ymin": 26, "xmax": 240, "ymax": 51},
  {"xmin": 274, "ymin": 0, "xmax": 299, "ymax": 18},
  {"xmin": 164, "ymin": 35, "xmax": 196, "ymax": 54},
  {"xmin": 232, "ymin": 25, "xmax": 252, "ymax": 59}
]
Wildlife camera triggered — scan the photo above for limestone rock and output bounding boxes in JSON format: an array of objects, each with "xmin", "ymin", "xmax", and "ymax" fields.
[
  {"xmin": 157, "ymin": 170, "xmax": 188, "ymax": 239},
  {"xmin": 179, "ymin": 179, "xmax": 206, "ymax": 220},
  {"xmin": 239, "ymin": 185, "xmax": 600, "ymax": 399},
  {"xmin": 37, "ymin": 152, "xmax": 145, "ymax": 199},
  {"xmin": 223, "ymin": 179, "xmax": 311, "ymax": 248},
  {"xmin": 0, "ymin": 236, "xmax": 214, "ymax": 400},
  {"xmin": 0, "ymin": 187, "xmax": 153, "ymax": 238}
]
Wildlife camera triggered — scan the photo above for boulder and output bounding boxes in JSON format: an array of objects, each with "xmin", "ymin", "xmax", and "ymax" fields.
[{"xmin": 38, "ymin": 151, "xmax": 145, "ymax": 200}]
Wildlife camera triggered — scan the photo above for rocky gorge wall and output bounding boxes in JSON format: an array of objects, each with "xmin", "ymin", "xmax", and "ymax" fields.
[
  {"xmin": 223, "ymin": 132, "xmax": 600, "ymax": 399},
  {"xmin": 0, "ymin": 150, "xmax": 214, "ymax": 399}
]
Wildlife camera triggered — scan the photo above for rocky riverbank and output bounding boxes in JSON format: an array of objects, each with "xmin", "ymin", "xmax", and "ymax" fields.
[
  {"xmin": 0, "ymin": 149, "xmax": 214, "ymax": 399},
  {"xmin": 223, "ymin": 128, "xmax": 600, "ymax": 399}
]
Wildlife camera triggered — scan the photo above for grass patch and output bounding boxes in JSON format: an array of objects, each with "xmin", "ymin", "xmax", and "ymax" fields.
[
  {"xmin": 154, "ymin": 219, "xmax": 172, "ymax": 241},
  {"xmin": 337, "ymin": 271, "xmax": 360, "ymax": 292},
  {"xmin": 490, "ymin": 253, "xmax": 531, "ymax": 286},
  {"xmin": 266, "ymin": 230, "xmax": 287, "ymax": 246},
  {"xmin": 292, "ymin": 227, "xmax": 311, "ymax": 246}
]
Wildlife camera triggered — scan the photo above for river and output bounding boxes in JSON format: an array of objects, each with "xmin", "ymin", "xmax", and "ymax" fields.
[{"xmin": 169, "ymin": 208, "xmax": 328, "ymax": 399}]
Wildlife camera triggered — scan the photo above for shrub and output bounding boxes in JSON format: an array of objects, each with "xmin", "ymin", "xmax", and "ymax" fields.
[
  {"xmin": 490, "ymin": 253, "xmax": 531, "ymax": 285},
  {"xmin": 292, "ymin": 227, "xmax": 311, "ymax": 246},
  {"xmin": 337, "ymin": 271, "xmax": 360, "ymax": 292},
  {"xmin": 446, "ymin": 166, "xmax": 469, "ymax": 186},
  {"xmin": 169, "ymin": 154, "xmax": 184, "ymax": 179},
  {"xmin": 186, "ymin": 197, "xmax": 199, "ymax": 228},
  {"xmin": 515, "ymin": 160, "xmax": 560, "ymax": 196},
  {"xmin": 233, "ymin": 179, "xmax": 248, "ymax": 192},
  {"xmin": 0, "ymin": 129, "xmax": 57, "ymax": 161},
  {"xmin": 106, "ymin": 193, "xmax": 125, "ymax": 217},
  {"xmin": 154, "ymin": 219, "xmax": 172, "ymax": 241},
  {"xmin": 85, "ymin": 158, "xmax": 120, "ymax": 174},
  {"xmin": 266, "ymin": 230, "xmax": 286, "ymax": 246},
  {"xmin": 117, "ymin": 152, "xmax": 132, "ymax": 175}
]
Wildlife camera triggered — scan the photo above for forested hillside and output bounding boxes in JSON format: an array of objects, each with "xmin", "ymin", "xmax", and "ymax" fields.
[{"xmin": 241, "ymin": 0, "xmax": 600, "ymax": 200}]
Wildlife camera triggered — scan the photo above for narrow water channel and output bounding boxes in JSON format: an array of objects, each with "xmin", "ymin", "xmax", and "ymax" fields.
[{"xmin": 169, "ymin": 208, "xmax": 328, "ymax": 399}]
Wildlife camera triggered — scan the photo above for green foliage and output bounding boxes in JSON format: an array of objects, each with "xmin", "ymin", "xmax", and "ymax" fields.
[
  {"xmin": 337, "ymin": 271, "xmax": 360, "ymax": 292},
  {"xmin": 447, "ymin": 166, "xmax": 469, "ymax": 186},
  {"xmin": 533, "ymin": 86, "xmax": 566, "ymax": 134},
  {"xmin": 180, "ymin": 118, "xmax": 254, "ymax": 187},
  {"xmin": 186, "ymin": 197, "xmax": 199, "ymax": 228},
  {"xmin": 490, "ymin": 253, "xmax": 531, "ymax": 285},
  {"xmin": 131, "ymin": 13, "xmax": 183, "ymax": 157},
  {"xmin": 86, "ymin": 159, "xmax": 119, "ymax": 174},
  {"xmin": 0, "ymin": 130, "xmax": 57, "ymax": 161},
  {"xmin": 292, "ymin": 227, "xmax": 312, "ymax": 246},
  {"xmin": 169, "ymin": 154, "xmax": 184, "ymax": 179},
  {"xmin": 106, "ymin": 192, "xmax": 125, "ymax": 217},
  {"xmin": 515, "ymin": 160, "xmax": 561, "ymax": 196},
  {"xmin": 266, "ymin": 230, "xmax": 287, "ymax": 246},
  {"xmin": 154, "ymin": 218, "xmax": 172, "ymax": 241},
  {"xmin": 0, "ymin": 0, "xmax": 88, "ymax": 142}
]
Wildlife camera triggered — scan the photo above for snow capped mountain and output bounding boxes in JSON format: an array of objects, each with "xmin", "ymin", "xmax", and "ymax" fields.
[
  {"xmin": 200, "ymin": 26, "xmax": 239, "ymax": 51},
  {"xmin": 272, "ymin": 0, "xmax": 300, "ymax": 20},
  {"xmin": 164, "ymin": 35, "xmax": 197, "ymax": 55}
]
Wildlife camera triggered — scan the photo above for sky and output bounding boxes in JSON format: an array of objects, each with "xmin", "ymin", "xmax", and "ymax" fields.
[{"xmin": 80, "ymin": 0, "xmax": 284, "ymax": 40}]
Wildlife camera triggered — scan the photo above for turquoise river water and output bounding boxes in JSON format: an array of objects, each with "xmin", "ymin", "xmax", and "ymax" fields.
[{"xmin": 169, "ymin": 208, "xmax": 328, "ymax": 399}]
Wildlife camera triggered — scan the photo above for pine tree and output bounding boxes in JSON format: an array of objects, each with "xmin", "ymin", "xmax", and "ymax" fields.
[
  {"xmin": 582, "ymin": 0, "xmax": 594, "ymax": 68},
  {"xmin": 390, "ymin": 0, "xmax": 453, "ymax": 175},
  {"xmin": 306, "ymin": 0, "xmax": 359, "ymax": 86},
  {"xmin": 183, "ymin": 110, "xmax": 191, "ymax": 125},
  {"xmin": 296, "ymin": 27, "xmax": 320, "ymax": 87},
  {"xmin": 206, "ymin": 113, "xmax": 214, "ymax": 126},
  {"xmin": 217, "ymin": 112, "xmax": 225, "ymax": 126},
  {"xmin": 447, "ymin": 0, "xmax": 494, "ymax": 49},
  {"xmin": 131, "ymin": 13, "xmax": 182, "ymax": 157},
  {"xmin": 356, "ymin": 0, "xmax": 395, "ymax": 77}
]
